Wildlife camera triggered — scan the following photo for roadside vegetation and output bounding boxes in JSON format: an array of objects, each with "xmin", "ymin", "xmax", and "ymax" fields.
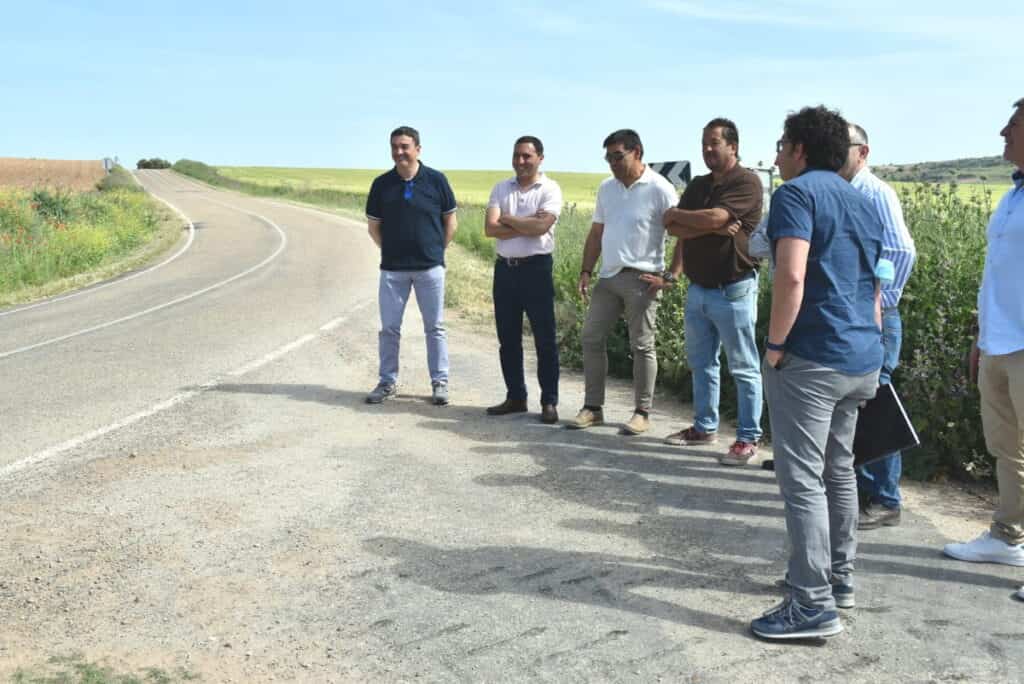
[
  {"xmin": 174, "ymin": 161, "xmax": 999, "ymax": 481},
  {"xmin": 0, "ymin": 165, "xmax": 180, "ymax": 307},
  {"xmin": 11, "ymin": 653, "xmax": 198, "ymax": 683}
]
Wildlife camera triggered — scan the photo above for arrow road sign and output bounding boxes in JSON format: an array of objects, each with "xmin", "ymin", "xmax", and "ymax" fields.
[{"xmin": 648, "ymin": 160, "xmax": 691, "ymax": 189}]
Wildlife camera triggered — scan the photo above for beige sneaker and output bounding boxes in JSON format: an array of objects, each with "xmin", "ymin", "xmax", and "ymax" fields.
[
  {"xmin": 622, "ymin": 412, "xmax": 649, "ymax": 435},
  {"xmin": 568, "ymin": 407, "xmax": 604, "ymax": 429}
]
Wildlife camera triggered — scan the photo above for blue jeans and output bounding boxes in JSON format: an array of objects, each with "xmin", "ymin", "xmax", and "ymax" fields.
[
  {"xmin": 684, "ymin": 273, "xmax": 763, "ymax": 443},
  {"xmin": 856, "ymin": 307, "xmax": 902, "ymax": 508},
  {"xmin": 378, "ymin": 266, "xmax": 448, "ymax": 386},
  {"xmin": 493, "ymin": 255, "xmax": 559, "ymax": 406}
]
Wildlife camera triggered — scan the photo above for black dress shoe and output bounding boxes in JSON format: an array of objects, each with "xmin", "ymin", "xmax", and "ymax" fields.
[
  {"xmin": 486, "ymin": 398, "xmax": 528, "ymax": 415},
  {"xmin": 858, "ymin": 503, "xmax": 901, "ymax": 530},
  {"xmin": 540, "ymin": 404, "xmax": 559, "ymax": 424}
]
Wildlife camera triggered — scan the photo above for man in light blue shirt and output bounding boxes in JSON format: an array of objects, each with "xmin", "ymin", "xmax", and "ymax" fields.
[
  {"xmin": 839, "ymin": 124, "xmax": 917, "ymax": 531},
  {"xmin": 944, "ymin": 99, "xmax": 1024, "ymax": 601}
]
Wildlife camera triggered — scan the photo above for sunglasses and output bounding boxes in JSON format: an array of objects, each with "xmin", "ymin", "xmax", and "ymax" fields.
[
  {"xmin": 604, "ymin": 150, "xmax": 631, "ymax": 163},
  {"xmin": 403, "ymin": 179, "xmax": 415, "ymax": 200}
]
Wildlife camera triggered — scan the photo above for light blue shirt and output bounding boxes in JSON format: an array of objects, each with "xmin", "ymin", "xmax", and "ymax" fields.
[
  {"xmin": 850, "ymin": 167, "xmax": 916, "ymax": 309},
  {"xmin": 978, "ymin": 171, "xmax": 1024, "ymax": 355}
]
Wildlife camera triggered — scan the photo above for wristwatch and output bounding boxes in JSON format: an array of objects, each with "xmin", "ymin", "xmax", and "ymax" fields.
[
  {"xmin": 660, "ymin": 271, "xmax": 678, "ymax": 284},
  {"xmin": 765, "ymin": 339, "xmax": 786, "ymax": 352}
]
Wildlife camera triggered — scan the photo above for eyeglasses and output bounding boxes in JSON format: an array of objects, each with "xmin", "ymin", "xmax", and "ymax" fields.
[
  {"xmin": 604, "ymin": 150, "xmax": 631, "ymax": 163},
  {"xmin": 849, "ymin": 141, "xmax": 866, "ymax": 147},
  {"xmin": 403, "ymin": 179, "xmax": 415, "ymax": 200},
  {"xmin": 775, "ymin": 139, "xmax": 787, "ymax": 153}
]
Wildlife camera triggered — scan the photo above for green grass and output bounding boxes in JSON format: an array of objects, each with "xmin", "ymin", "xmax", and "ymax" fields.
[
  {"xmin": 11, "ymin": 654, "xmax": 198, "ymax": 683},
  {"xmin": 0, "ymin": 170, "xmax": 181, "ymax": 306},
  {"xmin": 217, "ymin": 165, "xmax": 607, "ymax": 209},
  {"xmin": 891, "ymin": 180, "xmax": 1011, "ymax": 208}
]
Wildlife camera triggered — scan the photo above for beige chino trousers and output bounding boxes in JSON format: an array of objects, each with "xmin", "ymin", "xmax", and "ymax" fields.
[
  {"xmin": 581, "ymin": 270, "xmax": 660, "ymax": 412},
  {"xmin": 979, "ymin": 348, "xmax": 1024, "ymax": 546}
]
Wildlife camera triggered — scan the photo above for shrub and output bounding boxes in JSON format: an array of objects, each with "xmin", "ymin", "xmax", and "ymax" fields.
[{"xmin": 136, "ymin": 158, "xmax": 172, "ymax": 169}]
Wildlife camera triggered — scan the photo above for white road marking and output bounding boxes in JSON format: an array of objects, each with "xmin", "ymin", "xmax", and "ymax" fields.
[
  {"xmin": 0, "ymin": 174, "xmax": 197, "ymax": 318},
  {"xmin": 0, "ymin": 302, "xmax": 373, "ymax": 479},
  {"xmin": 0, "ymin": 198, "xmax": 288, "ymax": 360}
]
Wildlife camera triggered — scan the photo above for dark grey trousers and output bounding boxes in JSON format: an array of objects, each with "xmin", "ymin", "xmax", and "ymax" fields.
[{"xmin": 764, "ymin": 353, "xmax": 879, "ymax": 611}]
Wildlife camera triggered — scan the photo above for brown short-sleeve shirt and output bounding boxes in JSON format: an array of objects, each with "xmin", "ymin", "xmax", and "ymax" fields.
[{"xmin": 678, "ymin": 165, "xmax": 763, "ymax": 288}]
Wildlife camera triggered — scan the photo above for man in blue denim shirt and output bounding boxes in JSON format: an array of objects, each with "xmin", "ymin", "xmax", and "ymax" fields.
[
  {"xmin": 839, "ymin": 123, "xmax": 917, "ymax": 530},
  {"xmin": 662, "ymin": 118, "xmax": 764, "ymax": 466},
  {"xmin": 752, "ymin": 105, "xmax": 884, "ymax": 641}
]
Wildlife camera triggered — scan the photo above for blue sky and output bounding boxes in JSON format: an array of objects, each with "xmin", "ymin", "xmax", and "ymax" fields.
[{"xmin": 2, "ymin": 1, "xmax": 1020, "ymax": 175}]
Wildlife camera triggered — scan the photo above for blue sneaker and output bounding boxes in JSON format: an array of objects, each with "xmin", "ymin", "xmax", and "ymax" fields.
[{"xmin": 751, "ymin": 598, "xmax": 843, "ymax": 640}]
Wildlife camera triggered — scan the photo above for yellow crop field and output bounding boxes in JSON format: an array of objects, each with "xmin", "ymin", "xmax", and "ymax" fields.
[{"xmin": 0, "ymin": 158, "xmax": 106, "ymax": 192}]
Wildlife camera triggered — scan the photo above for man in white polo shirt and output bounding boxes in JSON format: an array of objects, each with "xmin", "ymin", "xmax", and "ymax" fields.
[
  {"xmin": 570, "ymin": 129, "xmax": 680, "ymax": 434},
  {"xmin": 484, "ymin": 135, "xmax": 563, "ymax": 424}
]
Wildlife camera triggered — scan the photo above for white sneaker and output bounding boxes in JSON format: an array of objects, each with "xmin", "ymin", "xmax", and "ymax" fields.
[{"xmin": 942, "ymin": 531, "xmax": 1024, "ymax": 566}]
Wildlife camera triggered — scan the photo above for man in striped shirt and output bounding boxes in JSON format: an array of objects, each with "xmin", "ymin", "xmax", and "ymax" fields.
[{"xmin": 839, "ymin": 123, "xmax": 917, "ymax": 530}]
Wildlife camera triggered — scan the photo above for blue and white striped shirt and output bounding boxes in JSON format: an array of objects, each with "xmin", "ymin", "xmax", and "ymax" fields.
[{"xmin": 850, "ymin": 167, "xmax": 916, "ymax": 309}]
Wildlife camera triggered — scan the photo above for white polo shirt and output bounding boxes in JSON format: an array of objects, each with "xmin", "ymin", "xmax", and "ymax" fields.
[
  {"xmin": 487, "ymin": 173, "xmax": 563, "ymax": 258},
  {"xmin": 592, "ymin": 166, "xmax": 678, "ymax": 278}
]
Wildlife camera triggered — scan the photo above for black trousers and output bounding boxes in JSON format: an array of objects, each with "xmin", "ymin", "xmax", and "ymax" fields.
[{"xmin": 493, "ymin": 255, "xmax": 559, "ymax": 406}]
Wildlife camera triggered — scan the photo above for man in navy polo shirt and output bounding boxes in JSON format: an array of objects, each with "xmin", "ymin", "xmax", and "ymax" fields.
[
  {"xmin": 751, "ymin": 106, "xmax": 884, "ymax": 641},
  {"xmin": 365, "ymin": 126, "xmax": 458, "ymax": 405}
]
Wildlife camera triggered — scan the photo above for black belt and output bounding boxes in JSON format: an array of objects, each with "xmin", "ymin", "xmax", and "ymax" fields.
[{"xmin": 496, "ymin": 254, "xmax": 550, "ymax": 267}]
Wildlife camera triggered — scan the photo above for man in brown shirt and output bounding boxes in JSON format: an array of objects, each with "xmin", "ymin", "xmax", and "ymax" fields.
[{"xmin": 662, "ymin": 117, "xmax": 765, "ymax": 466}]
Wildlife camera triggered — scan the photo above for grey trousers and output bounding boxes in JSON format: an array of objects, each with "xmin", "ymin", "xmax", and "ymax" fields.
[
  {"xmin": 581, "ymin": 270, "xmax": 659, "ymax": 411},
  {"xmin": 764, "ymin": 353, "xmax": 879, "ymax": 611}
]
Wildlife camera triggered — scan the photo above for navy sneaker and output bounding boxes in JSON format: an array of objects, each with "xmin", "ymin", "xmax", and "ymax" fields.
[
  {"xmin": 832, "ymin": 583, "xmax": 855, "ymax": 609},
  {"xmin": 751, "ymin": 598, "xmax": 843, "ymax": 640}
]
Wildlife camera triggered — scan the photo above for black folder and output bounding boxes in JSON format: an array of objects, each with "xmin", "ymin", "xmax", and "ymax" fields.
[{"xmin": 853, "ymin": 383, "xmax": 920, "ymax": 467}]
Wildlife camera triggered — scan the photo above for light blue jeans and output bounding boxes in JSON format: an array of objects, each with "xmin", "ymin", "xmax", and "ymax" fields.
[
  {"xmin": 378, "ymin": 266, "xmax": 448, "ymax": 386},
  {"xmin": 684, "ymin": 273, "xmax": 763, "ymax": 443},
  {"xmin": 856, "ymin": 307, "xmax": 903, "ymax": 508}
]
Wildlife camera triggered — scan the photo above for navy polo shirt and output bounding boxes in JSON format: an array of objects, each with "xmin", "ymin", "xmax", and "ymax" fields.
[
  {"xmin": 365, "ymin": 164, "xmax": 457, "ymax": 271},
  {"xmin": 767, "ymin": 169, "xmax": 884, "ymax": 375}
]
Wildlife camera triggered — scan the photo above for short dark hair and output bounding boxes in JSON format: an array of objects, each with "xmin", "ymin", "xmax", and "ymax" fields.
[
  {"xmin": 705, "ymin": 118, "xmax": 739, "ymax": 148},
  {"xmin": 514, "ymin": 135, "xmax": 544, "ymax": 156},
  {"xmin": 603, "ymin": 128, "xmax": 643, "ymax": 159},
  {"xmin": 390, "ymin": 126, "xmax": 420, "ymax": 146},
  {"xmin": 783, "ymin": 106, "xmax": 850, "ymax": 172},
  {"xmin": 1015, "ymin": 97, "xmax": 1024, "ymax": 108}
]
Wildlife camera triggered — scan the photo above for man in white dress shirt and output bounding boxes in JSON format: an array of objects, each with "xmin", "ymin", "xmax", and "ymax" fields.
[{"xmin": 943, "ymin": 99, "xmax": 1024, "ymax": 604}]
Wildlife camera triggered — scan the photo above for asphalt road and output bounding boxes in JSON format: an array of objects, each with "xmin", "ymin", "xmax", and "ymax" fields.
[{"xmin": 1, "ymin": 173, "xmax": 1021, "ymax": 682}]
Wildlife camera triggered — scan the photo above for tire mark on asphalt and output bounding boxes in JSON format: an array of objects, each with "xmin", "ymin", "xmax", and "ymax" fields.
[
  {"xmin": 466, "ymin": 626, "xmax": 547, "ymax": 656},
  {"xmin": 535, "ymin": 629, "xmax": 629, "ymax": 664},
  {"xmin": 514, "ymin": 567, "xmax": 558, "ymax": 583},
  {"xmin": 396, "ymin": 622, "xmax": 471, "ymax": 649}
]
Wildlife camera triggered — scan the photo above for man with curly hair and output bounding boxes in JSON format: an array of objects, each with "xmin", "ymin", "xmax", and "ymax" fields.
[{"xmin": 752, "ymin": 106, "xmax": 886, "ymax": 640}]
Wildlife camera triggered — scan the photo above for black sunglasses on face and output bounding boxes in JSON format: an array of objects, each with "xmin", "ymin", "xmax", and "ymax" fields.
[{"xmin": 604, "ymin": 150, "xmax": 631, "ymax": 163}]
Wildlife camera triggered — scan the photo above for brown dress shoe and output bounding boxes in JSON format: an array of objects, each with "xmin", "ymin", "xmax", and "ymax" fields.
[
  {"xmin": 540, "ymin": 404, "xmax": 559, "ymax": 424},
  {"xmin": 486, "ymin": 398, "xmax": 528, "ymax": 415}
]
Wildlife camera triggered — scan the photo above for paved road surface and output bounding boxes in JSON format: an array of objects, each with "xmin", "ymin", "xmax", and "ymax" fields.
[{"xmin": 1, "ymin": 172, "xmax": 1020, "ymax": 682}]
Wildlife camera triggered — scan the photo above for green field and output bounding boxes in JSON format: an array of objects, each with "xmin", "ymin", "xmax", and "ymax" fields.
[{"xmin": 217, "ymin": 166, "xmax": 608, "ymax": 209}]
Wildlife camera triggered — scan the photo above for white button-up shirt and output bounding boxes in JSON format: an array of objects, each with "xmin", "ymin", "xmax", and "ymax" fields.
[
  {"xmin": 592, "ymin": 166, "xmax": 678, "ymax": 278},
  {"xmin": 487, "ymin": 174, "xmax": 563, "ymax": 258},
  {"xmin": 979, "ymin": 171, "xmax": 1024, "ymax": 355}
]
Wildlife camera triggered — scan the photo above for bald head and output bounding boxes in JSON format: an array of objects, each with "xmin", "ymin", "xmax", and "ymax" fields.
[{"xmin": 839, "ymin": 123, "xmax": 871, "ymax": 181}]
